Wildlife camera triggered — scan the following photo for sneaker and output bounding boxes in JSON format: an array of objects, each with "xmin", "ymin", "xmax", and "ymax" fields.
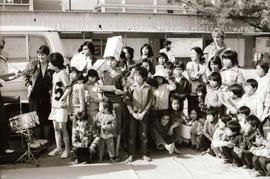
[
  {"xmin": 61, "ymin": 150, "xmax": 69, "ymax": 159},
  {"xmin": 125, "ymin": 155, "xmax": 134, "ymax": 163},
  {"xmin": 142, "ymin": 155, "xmax": 152, "ymax": 162},
  {"xmin": 165, "ymin": 143, "xmax": 175, "ymax": 154},
  {"xmin": 48, "ymin": 148, "xmax": 62, "ymax": 156},
  {"xmin": 4, "ymin": 149, "xmax": 14, "ymax": 154}
]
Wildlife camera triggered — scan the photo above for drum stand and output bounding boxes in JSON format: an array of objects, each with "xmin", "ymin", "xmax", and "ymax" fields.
[{"xmin": 15, "ymin": 129, "xmax": 39, "ymax": 167}]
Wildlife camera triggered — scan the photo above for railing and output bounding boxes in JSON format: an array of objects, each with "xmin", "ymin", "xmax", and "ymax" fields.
[
  {"xmin": 95, "ymin": 0, "xmax": 195, "ymax": 14},
  {"xmin": 0, "ymin": 0, "xmax": 33, "ymax": 11}
]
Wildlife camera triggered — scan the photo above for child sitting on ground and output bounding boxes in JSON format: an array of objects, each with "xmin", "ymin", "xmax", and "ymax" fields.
[
  {"xmin": 251, "ymin": 132, "xmax": 270, "ymax": 176},
  {"xmin": 237, "ymin": 106, "xmax": 251, "ymax": 129},
  {"xmin": 237, "ymin": 115, "xmax": 262, "ymax": 169},
  {"xmin": 198, "ymin": 106, "xmax": 219, "ymax": 152},
  {"xmin": 221, "ymin": 120, "xmax": 243, "ymax": 166},
  {"xmin": 151, "ymin": 111, "xmax": 181, "ymax": 154},
  {"xmin": 189, "ymin": 109, "xmax": 202, "ymax": 149},
  {"xmin": 211, "ymin": 115, "xmax": 232, "ymax": 158}
]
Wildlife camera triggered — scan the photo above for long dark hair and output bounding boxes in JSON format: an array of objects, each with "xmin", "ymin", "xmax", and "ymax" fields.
[
  {"xmin": 191, "ymin": 46, "xmax": 205, "ymax": 65},
  {"xmin": 140, "ymin": 44, "xmax": 153, "ymax": 58},
  {"xmin": 78, "ymin": 41, "xmax": 95, "ymax": 56}
]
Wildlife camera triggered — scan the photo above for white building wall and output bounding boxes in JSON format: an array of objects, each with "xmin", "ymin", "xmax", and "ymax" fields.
[{"xmin": 62, "ymin": 0, "xmax": 97, "ymax": 11}]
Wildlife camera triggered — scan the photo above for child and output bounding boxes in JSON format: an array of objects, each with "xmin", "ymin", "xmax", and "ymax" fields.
[
  {"xmin": 221, "ymin": 120, "xmax": 243, "ymax": 166},
  {"xmin": 126, "ymin": 67, "xmax": 154, "ymax": 162},
  {"xmin": 237, "ymin": 106, "xmax": 251, "ymax": 129},
  {"xmin": 153, "ymin": 70, "xmax": 176, "ymax": 111},
  {"xmin": 155, "ymin": 53, "xmax": 169, "ymax": 73},
  {"xmin": 68, "ymin": 66, "xmax": 86, "ymax": 163},
  {"xmin": 205, "ymin": 72, "xmax": 225, "ymax": 110},
  {"xmin": 68, "ymin": 67, "xmax": 85, "ymax": 117},
  {"xmin": 220, "ymin": 50, "xmax": 245, "ymax": 87},
  {"xmin": 48, "ymin": 52, "xmax": 71, "ymax": 159},
  {"xmin": 151, "ymin": 112, "xmax": 181, "ymax": 154},
  {"xmin": 71, "ymin": 112, "xmax": 92, "ymax": 164},
  {"xmin": 242, "ymin": 79, "xmax": 263, "ymax": 119},
  {"xmin": 198, "ymin": 106, "xmax": 219, "ymax": 152},
  {"xmin": 251, "ymin": 132, "xmax": 270, "ymax": 176},
  {"xmin": 95, "ymin": 99, "xmax": 117, "ymax": 162},
  {"xmin": 255, "ymin": 61, "xmax": 270, "ymax": 104},
  {"xmin": 85, "ymin": 69, "xmax": 102, "ymax": 124},
  {"xmin": 195, "ymin": 117, "xmax": 206, "ymax": 150},
  {"xmin": 196, "ymin": 84, "xmax": 207, "ymax": 113},
  {"xmin": 239, "ymin": 115, "xmax": 262, "ymax": 169},
  {"xmin": 211, "ymin": 115, "xmax": 232, "ymax": 158},
  {"xmin": 164, "ymin": 62, "xmax": 174, "ymax": 80},
  {"xmin": 189, "ymin": 109, "xmax": 201, "ymax": 149},
  {"xmin": 169, "ymin": 96, "xmax": 187, "ymax": 146},
  {"xmin": 205, "ymin": 56, "xmax": 222, "ymax": 80},
  {"xmin": 225, "ymin": 84, "xmax": 245, "ymax": 115},
  {"xmin": 100, "ymin": 56, "xmax": 126, "ymax": 158},
  {"xmin": 170, "ymin": 61, "xmax": 191, "ymax": 111}
]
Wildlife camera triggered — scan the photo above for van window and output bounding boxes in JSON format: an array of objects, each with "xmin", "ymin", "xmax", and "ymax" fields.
[
  {"xmin": 1, "ymin": 35, "xmax": 49, "ymax": 73},
  {"xmin": 2, "ymin": 35, "xmax": 27, "ymax": 63},
  {"xmin": 29, "ymin": 35, "xmax": 49, "ymax": 61},
  {"xmin": 1, "ymin": 35, "xmax": 27, "ymax": 73}
]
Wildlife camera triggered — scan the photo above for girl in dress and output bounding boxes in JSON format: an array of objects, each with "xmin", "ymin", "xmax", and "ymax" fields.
[{"xmin": 48, "ymin": 52, "xmax": 71, "ymax": 159}]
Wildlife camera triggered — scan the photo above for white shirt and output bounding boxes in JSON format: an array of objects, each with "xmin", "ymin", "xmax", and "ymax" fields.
[
  {"xmin": 51, "ymin": 69, "xmax": 71, "ymax": 108},
  {"xmin": 160, "ymin": 48, "xmax": 176, "ymax": 63},
  {"xmin": 241, "ymin": 93, "xmax": 263, "ymax": 120},
  {"xmin": 256, "ymin": 74, "xmax": 270, "ymax": 103}
]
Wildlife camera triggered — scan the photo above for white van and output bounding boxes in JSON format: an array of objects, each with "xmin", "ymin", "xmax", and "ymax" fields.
[{"xmin": 0, "ymin": 26, "xmax": 65, "ymax": 101}]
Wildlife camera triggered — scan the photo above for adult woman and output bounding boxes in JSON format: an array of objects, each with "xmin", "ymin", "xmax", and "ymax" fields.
[
  {"xmin": 140, "ymin": 44, "xmax": 155, "ymax": 74},
  {"xmin": 122, "ymin": 46, "xmax": 136, "ymax": 71},
  {"xmin": 203, "ymin": 28, "xmax": 227, "ymax": 63},
  {"xmin": 78, "ymin": 41, "xmax": 97, "ymax": 72},
  {"xmin": 23, "ymin": 45, "xmax": 53, "ymax": 141},
  {"xmin": 186, "ymin": 46, "xmax": 207, "ymax": 113}
]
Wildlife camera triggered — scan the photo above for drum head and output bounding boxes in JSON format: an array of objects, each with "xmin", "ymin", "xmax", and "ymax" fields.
[{"xmin": 9, "ymin": 111, "xmax": 39, "ymax": 131}]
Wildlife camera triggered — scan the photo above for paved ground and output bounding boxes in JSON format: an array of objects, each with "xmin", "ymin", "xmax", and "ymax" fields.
[{"xmin": 0, "ymin": 146, "xmax": 269, "ymax": 179}]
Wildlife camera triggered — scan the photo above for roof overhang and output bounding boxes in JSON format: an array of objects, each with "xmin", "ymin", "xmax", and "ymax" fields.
[{"xmin": 0, "ymin": 11, "xmax": 266, "ymax": 34}]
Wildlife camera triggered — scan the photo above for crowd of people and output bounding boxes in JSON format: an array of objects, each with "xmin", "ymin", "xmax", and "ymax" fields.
[{"xmin": 1, "ymin": 28, "xmax": 270, "ymax": 177}]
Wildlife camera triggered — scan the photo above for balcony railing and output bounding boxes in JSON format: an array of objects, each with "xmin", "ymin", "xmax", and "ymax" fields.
[
  {"xmin": 0, "ymin": 0, "xmax": 33, "ymax": 11},
  {"xmin": 95, "ymin": 0, "xmax": 196, "ymax": 14}
]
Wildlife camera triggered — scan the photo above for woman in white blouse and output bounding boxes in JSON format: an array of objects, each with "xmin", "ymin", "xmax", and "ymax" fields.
[{"xmin": 186, "ymin": 46, "xmax": 207, "ymax": 113}]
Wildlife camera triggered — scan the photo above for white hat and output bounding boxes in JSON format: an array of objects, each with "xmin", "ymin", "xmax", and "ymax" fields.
[
  {"xmin": 103, "ymin": 36, "xmax": 123, "ymax": 60},
  {"xmin": 70, "ymin": 53, "xmax": 87, "ymax": 72},
  {"xmin": 153, "ymin": 70, "xmax": 166, "ymax": 79}
]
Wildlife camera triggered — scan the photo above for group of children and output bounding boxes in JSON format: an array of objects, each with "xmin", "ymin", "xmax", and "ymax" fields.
[{"xmin": 41, "ymin": 40, "xmax": 270, "ymax": 176}]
